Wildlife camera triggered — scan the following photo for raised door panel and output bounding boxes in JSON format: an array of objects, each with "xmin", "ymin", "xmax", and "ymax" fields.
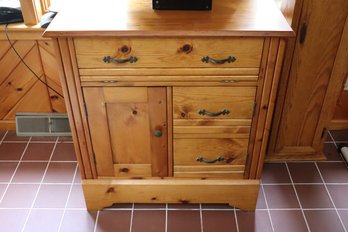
[{"xmin": 83, "ymin": 87, "xmax": 167, "ymax": 177}]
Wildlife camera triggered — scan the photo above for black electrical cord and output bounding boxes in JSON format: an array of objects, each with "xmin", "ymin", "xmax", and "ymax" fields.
[{"xmin": 4, "ymin": 24, "xmax": 64, "ymax": 99}]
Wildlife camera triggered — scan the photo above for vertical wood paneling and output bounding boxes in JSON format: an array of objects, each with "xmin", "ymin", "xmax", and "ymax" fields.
[{"xmin": 267, "ymin": 0, "xmax": 348, "ymax": 160}]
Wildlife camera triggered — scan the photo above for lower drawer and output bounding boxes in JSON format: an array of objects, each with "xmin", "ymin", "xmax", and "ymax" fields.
[
  {"xmin": 173, "ymin": 138, "xmax": 248, "ymax": 178},
  {"xmin": 174, "ymin": 138, "xmax": 248, "ymax": 166}
]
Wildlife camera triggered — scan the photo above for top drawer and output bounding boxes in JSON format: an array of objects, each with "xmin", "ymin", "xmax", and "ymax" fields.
[{"xmin": 74, "ymin": 37, "xmax": 264, "ymax": 69}]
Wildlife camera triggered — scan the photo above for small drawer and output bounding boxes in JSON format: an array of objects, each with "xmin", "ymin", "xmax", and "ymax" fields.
[
  {"xmin": 174, "ymin": 138, "xmax": 248, "ymax": 166},
  {"xmin": 173, "ymin": 87, "xmax": 256, "ymax": 119},
  {"xmin": 74, "ymin": 37, "xmax": 263, "ymax": 69},
  {"xmin": 173, "ymin": 138, "xmax": 248, "ymax": 178}
]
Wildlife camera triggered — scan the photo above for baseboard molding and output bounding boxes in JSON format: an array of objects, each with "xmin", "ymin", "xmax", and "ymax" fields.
[{"xmin": 328, "ymin": 120, "xmax": 348, "ymax": 130}]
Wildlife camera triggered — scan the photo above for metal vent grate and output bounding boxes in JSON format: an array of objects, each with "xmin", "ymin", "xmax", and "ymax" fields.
[{"xmin": 16, "ymin": 113, "xmax": 71, "ymax": 136}]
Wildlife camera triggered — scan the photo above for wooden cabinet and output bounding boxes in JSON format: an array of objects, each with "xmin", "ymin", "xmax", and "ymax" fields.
[{"xmin": 45, "ymin": 0, "xmax": 292, "ymax": 211}]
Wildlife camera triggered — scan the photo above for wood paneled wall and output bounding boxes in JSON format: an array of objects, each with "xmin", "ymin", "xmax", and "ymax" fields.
[
  {"xmin": 267, "ymin": 0, "xmax": 348, "ymax": 160},
  {"xmin": 0, "ymin": 28, "xmax": 66, "ymax": 130}
]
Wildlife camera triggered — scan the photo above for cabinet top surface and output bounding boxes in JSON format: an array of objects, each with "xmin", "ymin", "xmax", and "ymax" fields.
[{"xmin": 44, "ymin": 0, "xmax": 293, "ymax": 37}]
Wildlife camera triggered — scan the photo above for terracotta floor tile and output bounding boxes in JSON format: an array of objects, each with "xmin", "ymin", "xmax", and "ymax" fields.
[
  {"xmin": 263, "ymin": 185, "xmax": 300, "ymax": 209},
  {"xmin": 0, "ymin": 162, "xmax": 18, "ymax": 182},
  {"xmin": 256, "ymin": 187, "xmax": 267, "ymax": 209},
  {"xmin": 295, "ymin": 185, "xmax": 333, "ymax": 209},
  {"xmin": 51, "ymin": 142, "xmax": 77, "ymax": 161},
  {"xmin": 12, "ymin": 162, "xmax": 48, "ymax": 183},
  {"xmin": 22, "ymin": 143, "xmax": 55, "ymax": 161},
  {"xmin": 325, "ymin": 132, "xmax": 333, "ymax": 142},
  {"xmin": 168, "ymin": 203, "xmax": 200, "ymax": 209},
  {"xmin": 0, "ymin": 184, "xmax": 7, "ymax": 198},
  {"xmin": 60, "ymin": 210, "xmax": 97, "ymax": 232},
  {"xmin": 236, "ymin": 211, "xmax": 273, "ymax": 232},
  {"xmin": 327, "ymin": 185, "xmax": 348, "ymax": 208},
  {"xmin": 0, "ymin": 184, "xmax": 39, "ymax": 208},
  {"xmin": 0, "ymin": 209, "xmax": 29, "ymax": 232},
  {"xmin": 202, "ymin": 204, "xmax": 233, "ymax": 210},
  {"xmin": 134, "ymin": 203, "xmax": 166, "ymax": 209},
  {"xmin": 167, "ymin": 210, "xmax": 201, "ymax": 232},
  {"xmin": 43, "ymin": 162, "xmax": 77, "ymax": 183},
  {"xmin": 202, "ymin": 210, "xmax": 237, "ymax": 232},
  {"xmin": 3, "ymin": 131, "xmax": 30, "ymax": 142},
  {"xmin": 323, "ymin": 143, "xmax": 343, "ymax": 161},
  {"xmin": 34, "ymin": 184, "xmax": 71, "ymax": 208},
  {"xmin": 0, "ymin": 143, "xmax": 27, "ymax": 160},
  {"xmin": 58, "ymin": 136, "xmax": 73, "ymax": 142},
  {"xmin": 261, "ymin": 163, "xmax": 291, "ymax": 184},
  {"xmin": 338, "ymin": 210, "xmax": 348, "ymax": 229},
  {"xmin": 30, "ymin": 136, "xmax": 57, "ymax": 142},
  {"xmin": 270, "ymin": 210, "xmax": 308, "ymax": 232},
  {"xmin": 287, "ymin": 162, "xmax": 323, "ymax": 183},
  {"xmin": 317, "ymin": 162, "xmax": 348, "ymax": 183},
  {"xmin": 132, "ymin": 210, "xmax": 166, "ymax": 232},
  {"xmin": 305, "ymin": 210, "xmax": 345, "ymax": 232},
  {"xmin": 106, "ymin": 203, "xmax": 133, "ymax": 209},
  {"xmin": 0, "ymin": 131, "xmax": 6, "ymax": 140},
  {"xmin": 23, "ymin": 209, "xmax": 63, "ymax": 232},
  {"xmin": 67, "ymin": 184, "xmax": 86, "ymax": 208},
  {"xmin": 96, "ymin": 210, "xmax": 131, "ymax": 232},
  {"xmin": 74, "ymin": 169, "xmax": 82, "ymax": 184},
  {"xmin": 331, "ymin": 130, "xmax": 348, "ymax": 141}
]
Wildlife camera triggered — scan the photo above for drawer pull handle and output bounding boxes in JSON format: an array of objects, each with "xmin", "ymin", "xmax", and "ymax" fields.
[
  {"xmin": 196, "ymin": 156, "xmax": 225, "ymax": 164},
  {"xmin": 103, "ymin": 56, "xmax": 138, "ymax": 64},
  {"xmin": 201, "ymin": 56, "xmax": 236, "ymax": 64},
  {"xmin": 198, "ymin": 109, "xmax": 230, "ymax": 117}
]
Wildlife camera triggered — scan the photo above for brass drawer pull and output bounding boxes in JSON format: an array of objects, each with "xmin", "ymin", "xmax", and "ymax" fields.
[
  {"xmin": 103, "ymin": 56, "xmax": 138, "ymax": 64},
  {"xmin": 198, "ymin": 109, "xmax": 230, "ymax": 117},
  {"xmin": 201, "ymin": 56, "xmax": 236, "ymax": 64},
  {"xmin": 196, "ymin": 156, "xmax": 225, "ymax": 164}
]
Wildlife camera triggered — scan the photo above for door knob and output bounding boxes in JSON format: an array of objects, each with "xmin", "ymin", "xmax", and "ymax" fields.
[{"xmin": 154, "ymin": 130, "xmax": 163, "ymax": 137}]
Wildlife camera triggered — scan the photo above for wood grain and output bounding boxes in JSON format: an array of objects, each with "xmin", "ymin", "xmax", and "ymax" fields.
[
  {"xmin": 173, "ymin": 87, "xmax": 256, "ymax": 119},
  {"xmin": 268, "ymin": 0, "xmax": 348, "ymax": 160},
  {"xmin": 74, "ymin": 37, "xmax": 263, "ymax": 68},
  {"xmin": 82, "ymin": 179, "xmax": 260, "ymax": 210},
  {"xmin": 44, "ymin": 0, "xmax": 292, "ymax": 37}
]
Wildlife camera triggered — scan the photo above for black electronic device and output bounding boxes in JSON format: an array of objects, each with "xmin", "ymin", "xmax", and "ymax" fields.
[
  {"xmin": 0, "ymin": 7, "xmax": 23, "ymax": 24},
  {"xmin": 153, "ymin": 0, "xmax": 212, "ymax": 10}
]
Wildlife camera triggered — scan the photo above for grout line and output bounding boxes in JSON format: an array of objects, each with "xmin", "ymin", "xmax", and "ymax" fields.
[
  {"xmin": 199, "ymin": 204, "xmax": 203, "ymax": 232},
  {"xmin": 315, "ymin": 162, "xmax": 347, "ymax": 232},
  {"xmin": 129, "ymin": 203, "xmax": 135, "ymax": 232},
  {"xmin": 0, "ymin": 136, "xmax": 31, "ymax": 205},
  {"xmin": 165, "ymin": 204, "xmax": 168, "ymax": 232},
  {"xmin": 328, "ymin": 131, "xmax": 336, "ymax": 144},
  {"xmin": 0, "ymin": 131, "xmax": 8, "ymax": 144},
  {"xmin": 285, "ymin": 162, "xmax": 311, "ymax": 232},
  {"xmin": 260, "ymin": 184, "xmax": 275, "ymax": 232},
  {"xmin": 57, "ymin": 163, "xmax": 79, "ymax": 232},
  {"xmin": 20, "ymin": 137, "xmax": 59, "ymax": 232},
  {"xmin": 93, "ymin": 210, "xmax": 100, "ymax": 232},
  {"xmin": 234, "ymin": 207, "xmax": 240, "ymax": 232}
]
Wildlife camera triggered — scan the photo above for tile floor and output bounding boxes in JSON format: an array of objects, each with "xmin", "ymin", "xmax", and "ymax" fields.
[{"xmin": 0, "ymin": 130, "xmax": 347, "ymax": 232}]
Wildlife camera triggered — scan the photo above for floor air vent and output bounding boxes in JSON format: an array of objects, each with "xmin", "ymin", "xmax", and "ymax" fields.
[{"xmin": 16, "ymin": 113, "xmax": 71, "ymax": 136}]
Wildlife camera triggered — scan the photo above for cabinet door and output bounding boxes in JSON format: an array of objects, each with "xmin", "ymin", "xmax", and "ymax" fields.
[{"xmin": 83, "ymin": 87, "xmax": 167, "ymax": 177}]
